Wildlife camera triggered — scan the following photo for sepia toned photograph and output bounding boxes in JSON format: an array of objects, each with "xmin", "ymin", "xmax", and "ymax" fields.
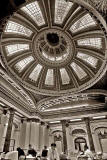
[{"xmin": 0, "ymin": 0, "xmax": 107, "ymax": 160}]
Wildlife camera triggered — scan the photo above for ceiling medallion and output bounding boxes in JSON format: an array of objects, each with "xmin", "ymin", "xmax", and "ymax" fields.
[{"xmin": 0, "ymin": 0, "xmax": 107, "ymax": 96}]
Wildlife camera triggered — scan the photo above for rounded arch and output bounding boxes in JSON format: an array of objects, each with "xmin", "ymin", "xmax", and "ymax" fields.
[
  {"xmin": 95, "ymin": 127, "xmax": 107, "ymax": 135},
  {"xmin": 52, "ymin": 130, "xmax": 62, "ymax": 134},
  {"xmin": 91, "ymin": 123, "xmax": 107, "ymax": 133},
  {"xmin": 72, "ymin": 129, "xmax": 86, "ymax": 135}
]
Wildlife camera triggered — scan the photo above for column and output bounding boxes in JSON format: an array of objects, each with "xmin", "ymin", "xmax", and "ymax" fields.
[
  {"xmin": 39, "ymin": 122, "xmax": 45, "ymax": 151},
  {"xmin": 66, "ymin": 123, "xmax": 72, "ymax": 156},
  {"xmin": 44, "ymin": 125, "xmax": 50, "ymax": 147},
  {"xmin": 10, "ymin": 124, "xmax": 15, "ymax": 151},
  {"xmin": 13, "ymin": 127, "xmax": 20, "ymax": 150},
  {"xmin": 19, "ymin": 119, "xmax": 30, "ymax": 150},
  {"xmin": 0, "ymin": 111, "xmax": 8, "ymax": 152},
  {"xmin": 30, "ymin": 119, "xmax": 40, "ymax": 151},
  {"xmin": 92, "ymin": 132, "xmax": 102, "ymax": 153},
  {"xmin": 84, "ymin": 117, "xmax": 95, "ymax": 152},
  {"xmin": 3, "ymin": 108, "xmax": 15, "ymax": 153},
  {"xmin": 61, "ymin": 120, "xmax": 67, "ymax": 154},
  {"xmin": 49, "ymin": 134, "xmax": 54, "ymax": 147},
  {"xmin": 70, "ymin": 134, "xmax": 75, "ymax": 153}
]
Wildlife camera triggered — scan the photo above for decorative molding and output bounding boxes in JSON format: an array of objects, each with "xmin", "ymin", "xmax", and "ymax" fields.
[
  {"xmin": 91, "ymin": 121, "xmax": 107, "ymax": 133},
  {"xmin": 37, "ymin": 90, "xmax": 107, "ymax": 112},
  {"xmin": 0, "ymin": 68, "xmax": 36, "ymax": 108}
]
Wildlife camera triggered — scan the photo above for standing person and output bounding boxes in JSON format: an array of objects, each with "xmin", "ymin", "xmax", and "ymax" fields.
[
  {"xmin": 84, "ymin": 145, "xmax": 94, "ymax": 160},
  {"xmin": 41, "ymin": 146, "xmax": 48, "ymax": 159},
  {"xmin": 48, "ymin": 143, "xmax": 59, "ymax": 160}
]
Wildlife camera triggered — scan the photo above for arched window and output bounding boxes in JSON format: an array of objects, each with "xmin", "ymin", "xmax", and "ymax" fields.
[{"xmin": 75, "ymin": 137, "xmax": 87, "ymax": 152}]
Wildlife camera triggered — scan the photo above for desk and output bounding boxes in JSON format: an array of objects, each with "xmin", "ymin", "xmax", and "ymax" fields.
[
  {"xmin": 78, "ymin": 157, "xmax": 88, "ymax": 160},
  {"xmin": 0, "ymin": 159, "xmax": 11, "ymax": 160},
  {"xmin": 26, "ymin": 158, "xmax": 36, "ymax": 160},
  {"xmin": 25, "ymin": 157, "xmax": 36, "ymax": 160}
]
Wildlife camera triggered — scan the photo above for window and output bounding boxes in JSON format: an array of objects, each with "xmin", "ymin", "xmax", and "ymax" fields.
[
  {"xmin": 15, "ymin": 56, "xmax": 34, "ymax": 72},
  {"xmin": 77, "ymin": 38, "xmax": 102, "ymax": 49},
  {"xmin": 21, "ymin": 1, "xmax": 45, "ymax": 26},
  {"xmin": 45, "ymin": 69, "xmax": 54, "ymax": 85},
  {"xmin": 29, "ymin": 64, "xmax": 43, "ymax": 82},
  {"xmin": 60, "ymin": 68, "xmax": 70, "ymax": 84},
  {"xmin": 77, "ymin": 52, "xmax": 98, "ymax": 68},
  {"xmin": 70, "ymin": 13, "xmax": 96, "ymax": 33},
  {"xmin": 55, "ymin": 0, "xmax": 73, "ymax": 24},
  {"xmin": 5, "ymin": 21, "xmax": 32, "ymax": 36},
  {"xmin": 5, "ymin": 44, "xmax": 29, "ymax": 56},
  {"xmin": 71, "ymin": 62, "xmax": 87, "ymax": 79}
]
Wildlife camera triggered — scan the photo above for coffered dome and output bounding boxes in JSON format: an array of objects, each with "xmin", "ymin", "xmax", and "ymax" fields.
[{"xmin": 1, "ymin": 0, "xmax": 107, "ymax": 96}]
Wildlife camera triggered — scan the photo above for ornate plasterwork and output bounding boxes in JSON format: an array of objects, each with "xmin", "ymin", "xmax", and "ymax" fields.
[
  {"xmin": 91, "ymin": 121, "xmax": 107, "ymax": 133},
  {"xmin": 0, "ymin": 0, "xmax": 107, "ymax": 96},
  {"xmin": 0, "ymin": 68, "xmax": 35, "ymax": 108},
  {"xmin": 83, "ymin": 0, "xmax": 107, "ymax": 14},
  {"xmin": 38, "ymin": 94, "xmax": 89, "ymax": 111},
  {"xmin": 37, "ymin": 90, "xmax": 107, "ymax": 112},
  {"xmin": 69, "ymin": 124, "xmax": 87, "ymax": 135},
  {"xmin": 0, "ymin": 90, "xmax": 31, "ymax": 116}
]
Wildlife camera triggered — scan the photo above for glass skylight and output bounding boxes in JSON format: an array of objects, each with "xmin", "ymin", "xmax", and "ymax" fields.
[
  {"xmin": 5, "ymin": 44, "xmax": 29, "ymax": 56},
  {"xmin": 60, "ymin": 68, "xmax": 70, "ymax": 84},
  {"xmin": 71, "ymin": 62, "xmax": 87, "ymax": 80},
  {"xmin": 55, "ymin": 0, "xmax": 73, "ymax": 24},
  {"xmin": 70, "ymin": 13, "xmax": 96, "ymax": 33},
  {"xmin": 21, "ymin": 1, "xmax": 45, "ymax": 26},
  {"xmin": 77, "ymin": 38, "xmax": 102, "ymax": 49},
  {"xmin": 4, "ymin": 21, "xmax": 32, "ymax": 36},
  {"xmin": 15, "ymin": 56, "xmax": 34, "ymax": 73},
  {"xmin": 77, "ymin": 52, "xmax": 98, "ymax": 68},
  {"xmin": 42, "ymin": 51, "xmax": 69, "ymax": 62},
  {"xmin": 45, "ymin": 69, "xmax": 54, "ymax": 85},
  {"xmin": 42, "ymin": 51, "xmax": 55, "ymax": 61},
  {"xmin": 29, "ymin": 64, "xmax": 43, "ymax": 82}
]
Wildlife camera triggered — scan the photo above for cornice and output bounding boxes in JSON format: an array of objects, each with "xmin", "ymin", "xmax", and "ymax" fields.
[
  {"xmin": 42, "ymin": 104, "xmax": 107, "ymax": 121},
  {"xmin": 37, "ymin": 89, "xmax": 107, "ymax": 112},
  {"xmin": 0, "ymin": 89, "xmax": 30, "ymax": 116},
  {"xmin": 0, "ymin": 67, "xmax": 36, "ymax": 108}
]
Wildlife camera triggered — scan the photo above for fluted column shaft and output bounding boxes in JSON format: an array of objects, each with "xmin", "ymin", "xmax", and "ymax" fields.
[
  {"xmin": 30, "ymin": 119, "xmax": 40, "ymax": 150},
  {"xmin": 0, "ymin": 113, "xmax": 8, "ymax": 152},
  {"xmin": 92, "ymin": 132, "xmax": 102, "ymax": 153},
  {"xmin": 44, "ymin": 125, "xmax": 49, "ymax": 147},
  {"xmin": 19, "ymin": 120, "xmax": 30, "ymax": 150},
  {"xmin": 84, "ymin": 117, "xmax": 95, "ymax": 152},
  {"xmin": 61, "ymin": 120, "xmax": 67, "ymax": 154},
  {"xmin": 13, "ymin": 128, "xmax": 20, "ymax": 150},
  {"xmin": 3, "ymin": 108, "xmax": 15, "ymax": 153},
  {"xmin": 66, "ymin": 125, "xmax": 72, "ymax": 154},
  {"xmin": 39, "ymin": 122, "xmax": 45, "ymax": 151}
]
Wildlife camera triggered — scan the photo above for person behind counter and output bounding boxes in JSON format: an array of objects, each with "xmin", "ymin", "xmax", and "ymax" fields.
[{"xmin": 27, "ymin": 144, "xmax": 37, "ymax": 157}]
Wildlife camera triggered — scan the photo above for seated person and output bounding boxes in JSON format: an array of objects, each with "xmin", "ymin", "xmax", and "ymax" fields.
[
  {"xmin": 27, "ymin": 144, "xmax": 37, "ymax": 157},
  {"xmin": 41, "ymin": 146, "xmax": 48, "ymax": 158},
  {"xmin": 17, "ymin": 147, "xmax": 25, "ymax": 160}
]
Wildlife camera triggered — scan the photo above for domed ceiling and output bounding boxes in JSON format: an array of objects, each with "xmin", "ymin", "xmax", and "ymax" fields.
[{"xmin": 0, "ymin": 0, "xmax": 107, "ymax": 96}]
